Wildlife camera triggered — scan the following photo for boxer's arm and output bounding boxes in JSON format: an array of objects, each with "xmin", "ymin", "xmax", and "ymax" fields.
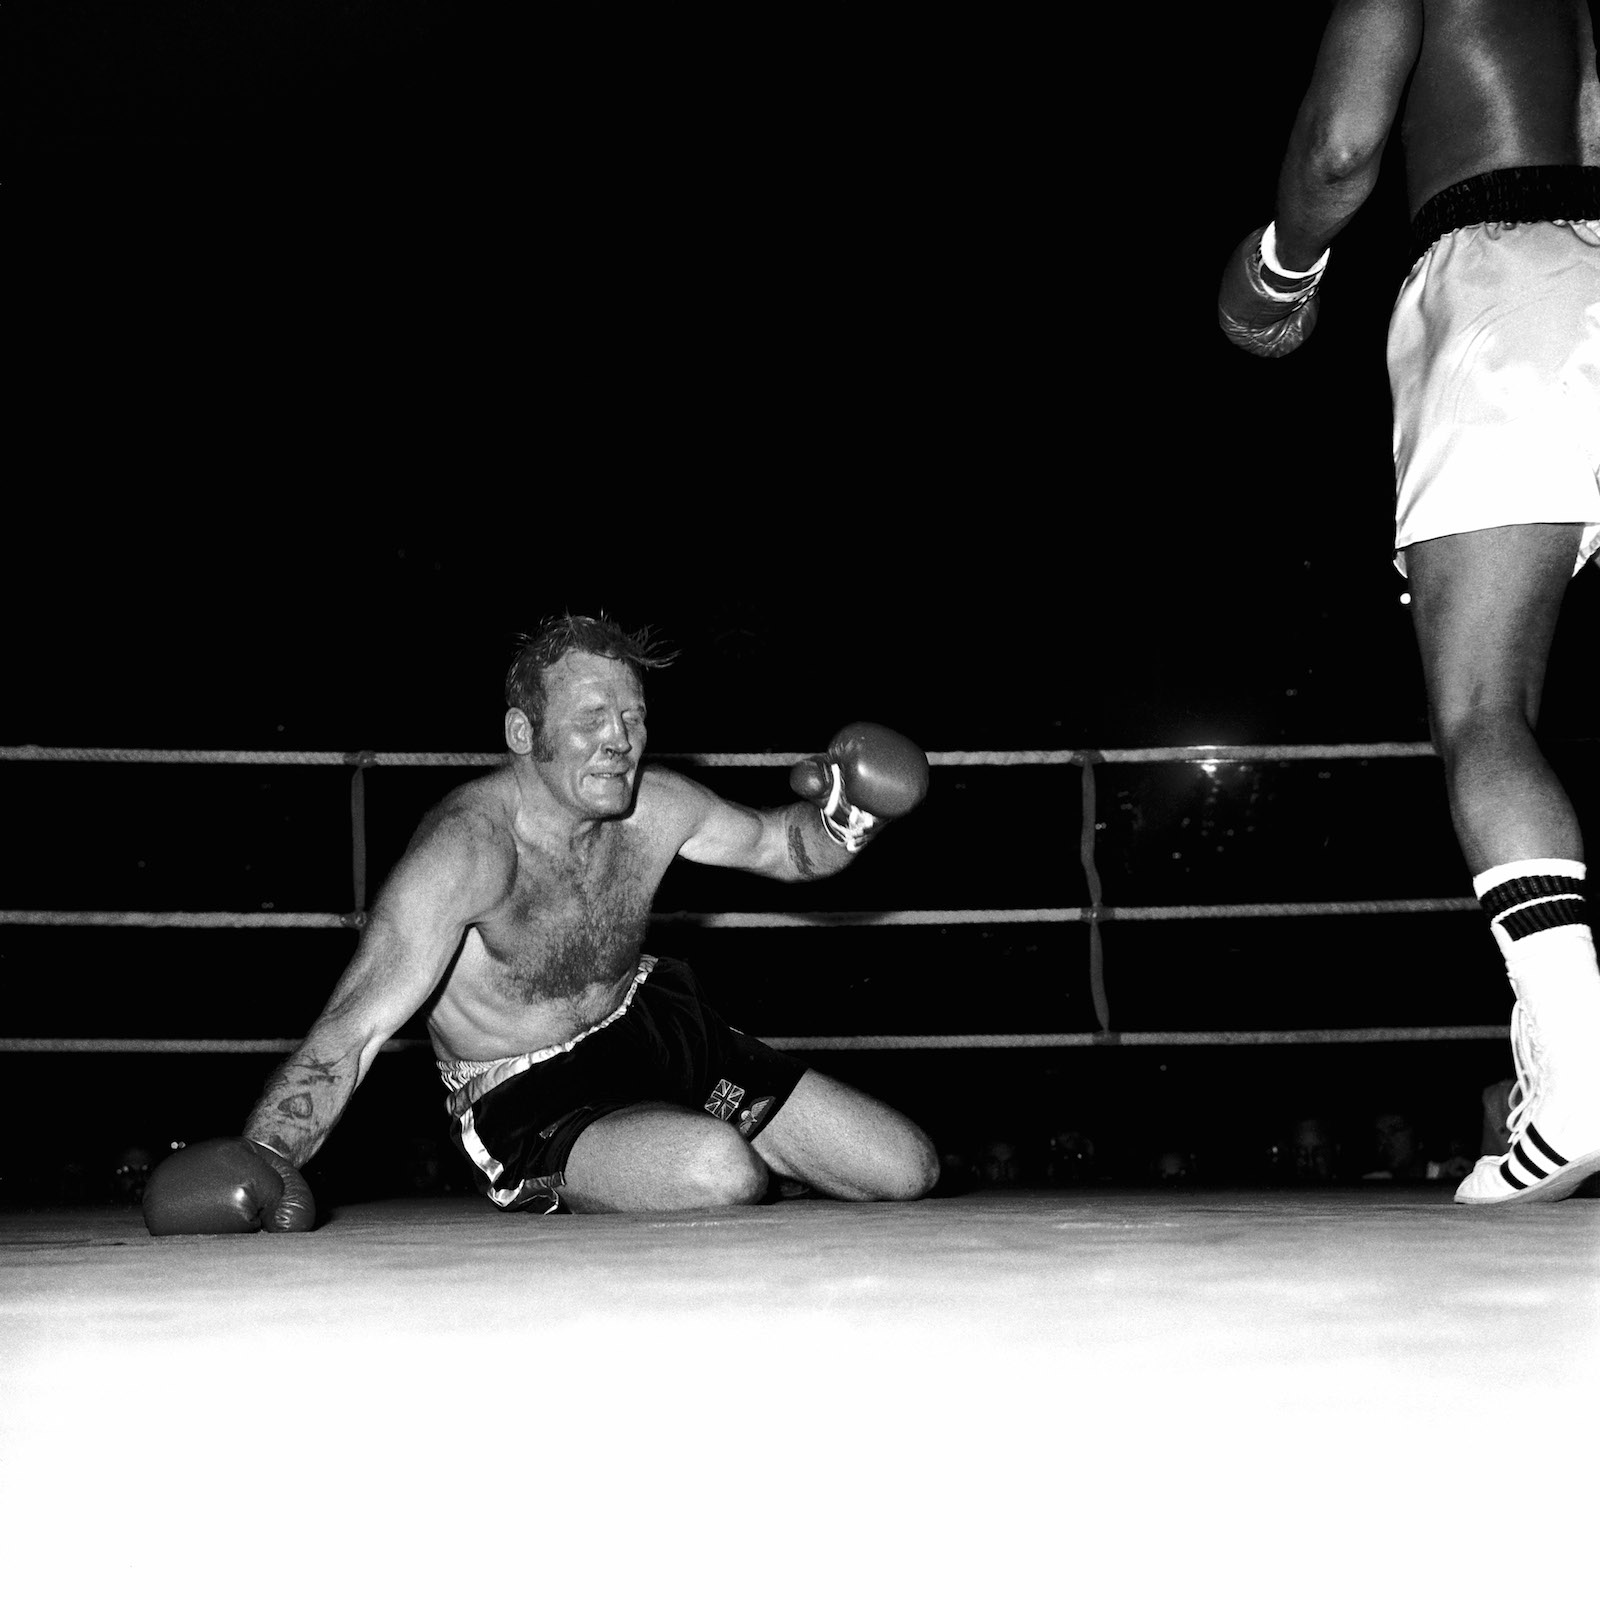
[
  {"xmin": 244, "ymin": 808, "xmax": 509, "ymax": 1164},
  {"xmin": 1271, "ymin": 0, "xmax": 1421, "ymax": 269},
  {"xmin": 667, "ymin": 723, "xmax": 929, "ymax": 880},
  {"xmin": 666, "ymin": 770, "xmax": 852, "ymax": 882}
]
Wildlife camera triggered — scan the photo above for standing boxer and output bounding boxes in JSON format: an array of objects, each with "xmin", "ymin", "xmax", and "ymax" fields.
[
  {"xmin": 143, "ymin": 613, "xmax": 937, "ymax": 1232},
  {"xmin": 1218, "ymin": 0, "xmax": 1600, "ymax": 1203}
]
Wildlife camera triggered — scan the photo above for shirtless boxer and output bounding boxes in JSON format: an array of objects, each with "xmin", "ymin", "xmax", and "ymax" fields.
[
  {"xmin": 1218, "ymin": 0, "xmax": 1600, "ymax": 1203},
  {"xmin": 142, "ymin": 613, "xmax": 938, "ymax": 1232}
]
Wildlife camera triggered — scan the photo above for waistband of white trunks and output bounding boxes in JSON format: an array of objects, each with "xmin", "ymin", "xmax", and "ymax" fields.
[
  {"xmin": 1410, "ymin": 165, "xmax": 1600, "ymax": 264},
  {"xmin": 436, "ymin": 954, "xmax": 658, "ymax": 1114}
]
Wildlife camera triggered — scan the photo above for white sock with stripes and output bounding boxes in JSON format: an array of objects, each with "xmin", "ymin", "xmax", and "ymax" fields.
[{"xmin": 1473, "ymin": 858, "xmax": 1600, "ymax": 1093}]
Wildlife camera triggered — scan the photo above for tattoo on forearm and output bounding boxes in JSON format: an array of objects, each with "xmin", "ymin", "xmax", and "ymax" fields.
[
  {"xmin": 258, "ymin": 1062, "xmax": 294, "ymax": 1098},
  {"xmin": 787, "ymin": 818, "xmax": 823, "ymax": 879},
  {"xmin": 258, "ymin": 1054, "xmax": 345, "ymax": 1128}
]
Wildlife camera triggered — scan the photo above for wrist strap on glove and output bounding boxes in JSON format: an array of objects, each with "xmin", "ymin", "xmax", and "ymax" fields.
[
  {"xmin": 819, "ymin": 764, "xmax": 880, "ymax": 853},
  {"xmin": 1258, "ymin": 221, "xmax": 1330, "ymax": 290}
]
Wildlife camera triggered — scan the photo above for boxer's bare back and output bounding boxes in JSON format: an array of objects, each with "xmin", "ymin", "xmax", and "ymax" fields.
[
  {"xmin": 1401, "ymin": 0, "xmax": 1600, "ymax": 213},
  {"xmin": 1270, "ymin": 0, "xmax": 1599, "ymax": 271}
]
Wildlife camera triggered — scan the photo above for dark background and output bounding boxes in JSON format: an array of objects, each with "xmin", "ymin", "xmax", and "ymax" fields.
[{"xmin": 6, "ymin": 5, "xmax": 1598, "ymax": 1205}]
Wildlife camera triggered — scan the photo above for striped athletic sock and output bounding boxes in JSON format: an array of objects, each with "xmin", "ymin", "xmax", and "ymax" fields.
[
  {"xmin": 1472, "ymin": 858, "xmax": 1591, "ymax": 961},
  {"xmin": 1473, "ymin": 858, "xmax": 1600, "ymax": 1083}
]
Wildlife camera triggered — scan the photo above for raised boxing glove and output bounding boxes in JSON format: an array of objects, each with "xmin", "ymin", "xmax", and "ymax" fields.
[
  {"xmin": 142, "ymin": 1137, "xmax": 316, "ymax": 1236},
  {"xmin": 790, "ymin": 721, "xmax": 930, "ymax": 852},
  {"xmin": 1218, "ymin": 224, "xmax": 1325, "ymax": 358}
]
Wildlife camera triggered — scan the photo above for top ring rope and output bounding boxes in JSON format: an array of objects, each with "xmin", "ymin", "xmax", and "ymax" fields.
[
  {"xmin": 0, "ymin": 742, "xmax": 1439, "ymax": 767},
  {"xmin": 0, "ymin": 746, "xmax": 502, "ymax": 767}
]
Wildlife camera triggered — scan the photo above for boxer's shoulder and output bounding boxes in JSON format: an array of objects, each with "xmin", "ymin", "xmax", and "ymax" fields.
[
  {"xmin": 635, "ymin": 760, "xmax": 699, "ymax": 804},
  {"xmin": 630, "ymin": 762, "xmax": 721, "ymax": 847},
  {"xmin": 418, "ymin": 771, "xmax": 516, "ymax": 839},
  {"xmin": 404, "ymin": 774, "xmax": 521, "ymax": 894}
]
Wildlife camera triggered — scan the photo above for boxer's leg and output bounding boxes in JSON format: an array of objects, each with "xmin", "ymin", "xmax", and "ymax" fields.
[
  {"xmin": 561, "ymin": 1102, "xmax": 769, "ymax": 1213},
  {"xmin": 1410, "ymin": 522, "xmax": 1600, "ymax": 1201},
  {"xmin": 1406, "ymin": 521, "xmax": 1583, "ymax": 874},
  {"xmin": 752, "ymin": 1069, "xmax": 939, "ymax": 1201}
]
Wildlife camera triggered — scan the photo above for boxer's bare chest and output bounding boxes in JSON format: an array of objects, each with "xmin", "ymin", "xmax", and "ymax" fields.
[{"xmin": 477, "ymin": 824, "xmax": 658, "ymax": 1005}]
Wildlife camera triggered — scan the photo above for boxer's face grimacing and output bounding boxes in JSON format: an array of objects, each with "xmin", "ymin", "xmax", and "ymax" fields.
[{"xmin": 534, "ymin": 651, "xmax": 647, "ymax": 819}]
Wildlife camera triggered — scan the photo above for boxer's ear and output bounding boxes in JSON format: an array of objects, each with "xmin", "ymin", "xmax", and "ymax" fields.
[{"xmin": 505, "ymin": 708, "xmax": 533, "ymax": 755}]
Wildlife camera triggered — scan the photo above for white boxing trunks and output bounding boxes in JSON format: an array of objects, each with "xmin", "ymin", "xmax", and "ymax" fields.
[{"xmin": 1388, "ymin": 175, "xmax": 1600, "ymax": 577}]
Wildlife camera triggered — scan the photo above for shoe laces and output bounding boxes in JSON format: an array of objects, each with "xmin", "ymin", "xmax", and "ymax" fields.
[{"xmin": 1504, "ymin": 1000, "xmax": 1547, "ymax": 1144}]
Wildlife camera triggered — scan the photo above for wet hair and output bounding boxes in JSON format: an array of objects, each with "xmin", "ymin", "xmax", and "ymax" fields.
[{"xmin": 504, "ymin": 613, "xmax": 676, "ymax": 749}]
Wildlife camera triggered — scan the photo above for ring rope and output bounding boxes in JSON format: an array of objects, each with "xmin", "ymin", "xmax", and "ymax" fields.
[
  {"xmin": 0, "ymin": 1025, "xmax": 1509, "ymax": 1053},
  {"xmin": 0, "ymin": 911, "xmax": 361, "ymax": 929},
  {"xmin": 1, "ymin": 742, "xmax": 1441, "ymax": 767},
  {"xmin": 0, "ymin": 899, "xmax": 1480, "ymax": 929},
  {"xmin": 763, "ymin": 1026, "xmax": 1511, "ymax": 1048}
]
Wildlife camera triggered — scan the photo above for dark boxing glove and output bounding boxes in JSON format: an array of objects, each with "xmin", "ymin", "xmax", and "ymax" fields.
[
  {"xmin": 142, "ymin": 1137, "xmax": 316, "ymax": 1236},
  {"xmin": 790, "ymin": 722, "xmax": 930, "ymax": 852},
  {"xmin": 1218, "ymin": 223, "xmax": 1328, "ymax": 358}
]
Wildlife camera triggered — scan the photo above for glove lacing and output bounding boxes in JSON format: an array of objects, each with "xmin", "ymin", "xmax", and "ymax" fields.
[{"xmin": 820, "ymin": 763, "xmax": 878, "ymax": 853}]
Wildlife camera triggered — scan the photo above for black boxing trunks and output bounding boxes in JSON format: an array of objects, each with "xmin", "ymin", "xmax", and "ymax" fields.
[{"xmin": 436, "ymin": 955, "xmax": 806, "ymax": 1213}]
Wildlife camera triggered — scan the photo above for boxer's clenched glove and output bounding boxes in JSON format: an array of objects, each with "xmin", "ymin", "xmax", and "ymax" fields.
[
  {"xmin": 790, "ymin": 722, "xmax": 930, "ymax": 852},
  {"xmin": 1218, "ymin": 224, "xmax": 1326, "ymax": 358},
  {"xmin": 142, "ymin": 1137, "xmax": 316, "ymax": 1236}
]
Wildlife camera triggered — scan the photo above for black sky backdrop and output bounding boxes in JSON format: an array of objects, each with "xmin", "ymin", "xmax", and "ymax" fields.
[{"xmin": 6, "ymin": 6, "xmax": 1598, "ymax": 1197}]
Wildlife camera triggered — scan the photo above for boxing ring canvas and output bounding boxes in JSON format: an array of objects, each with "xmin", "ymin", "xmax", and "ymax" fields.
[{"xmin": 3, "ymin": 1188, "xmax": 1596, "ymax": 1598}]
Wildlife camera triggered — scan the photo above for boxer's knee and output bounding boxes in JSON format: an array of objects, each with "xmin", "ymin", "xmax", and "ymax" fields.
[
  {"xmin": 1430, "ymin": 696, "xmax": 1529, "ymax": 750},
  {"xmin": 683, "ymin": 1127, "xmax": 769, "ymax": 1207},
  {"xmin": 563, "ymin": 1106, "xmax": 770, "ymax": 1212},
  {"xmin": 1427, "ymin": 699, "xmax": 1541, "ymax": 791},
  {"xmin": 754, "ymin": 1069, "xmax": 940, "ymax": 1202},
  {"xmin": 871, "ymin": 1126, "xmax": 940, "ymax": 1202}
]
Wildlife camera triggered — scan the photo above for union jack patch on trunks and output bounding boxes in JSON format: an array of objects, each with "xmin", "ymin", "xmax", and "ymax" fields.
[{"xmin": 704, "ymin": 1079, "xmax": 745, "ymax": 1120}]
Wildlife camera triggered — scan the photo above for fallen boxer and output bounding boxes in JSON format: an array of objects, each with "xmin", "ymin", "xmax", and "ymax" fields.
[{"xmin": 144, "ymin": 612, "xmax": 937, "ymax": 1232}]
